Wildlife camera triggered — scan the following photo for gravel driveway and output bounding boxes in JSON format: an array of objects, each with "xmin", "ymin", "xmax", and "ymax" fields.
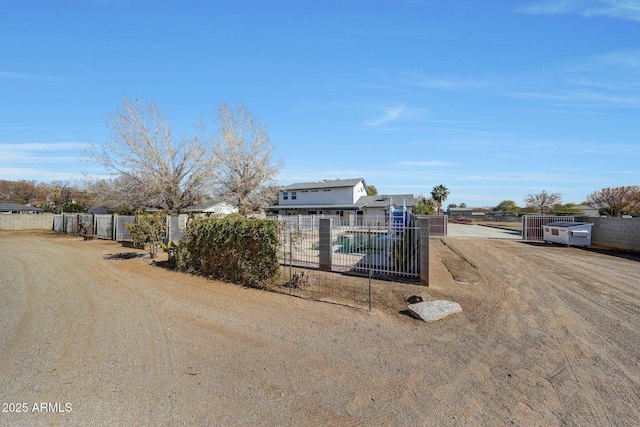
[{"xmin": 1, "ymin": 234, "xmax": 639, "ymax": 426}]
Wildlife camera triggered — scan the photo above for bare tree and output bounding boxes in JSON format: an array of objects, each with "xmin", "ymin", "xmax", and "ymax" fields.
[
  {"xmin": 524, "ymin": 190, "xmax": 562, "ymax": 214},
  {"xmin": 213, "ymin": 102, "xmax": 284, "ymax": 214},
  {"xmin": 86, "ymin": 98, "xmax": 213, "ymax": 214},
  {"xmin": 8, "ymin": 180, "xmax": 40, "ymax": 204},
  {"xmin": 586, "ymin": 186, "xmax": 640, "ymax": 217}
]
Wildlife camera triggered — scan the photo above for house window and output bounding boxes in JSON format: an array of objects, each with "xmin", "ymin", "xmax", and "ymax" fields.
[
  {"xmin": 283, "ymin": 192, "xmax": 288, "ymax": 200},
  {"xmin": 291, "ymin": 191, "xmax": 297, "ymax": 200}
]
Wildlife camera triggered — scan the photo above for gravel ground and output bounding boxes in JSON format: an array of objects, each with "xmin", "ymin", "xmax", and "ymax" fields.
[{"xmin": 1, "ymin": 233, "xmax": 639, "ymax": 426}]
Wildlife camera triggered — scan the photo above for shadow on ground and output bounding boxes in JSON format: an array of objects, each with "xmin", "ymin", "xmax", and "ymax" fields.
[
  {"xmin": 519, "ymin": 241, "xmax": 640, "ymax": 262},
  {"xmin": 103, "ymin": 252, "xmax": 147, "ymax": 260}
]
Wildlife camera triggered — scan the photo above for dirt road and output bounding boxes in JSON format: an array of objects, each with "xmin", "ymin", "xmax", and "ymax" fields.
[{"xmin": 1, "ymin": 234, "xmax": 639, "ymax": 426}]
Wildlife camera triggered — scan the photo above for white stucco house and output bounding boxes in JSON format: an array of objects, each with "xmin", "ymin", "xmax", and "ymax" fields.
[
  {"xmin": 266, "ymin": 178, "xmax": 415, "ymax": 224},
  {"xmin": 186, "ymin": 200, "xmax": 239, "ymax": 217},
  {"xmin": 203, "ymin": 202, "xmax": 238, "ymax": 216}
]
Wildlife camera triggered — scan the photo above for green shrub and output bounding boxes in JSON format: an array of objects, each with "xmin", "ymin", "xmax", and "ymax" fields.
[
  {"xmin": 126, "ymin": 211, "xmax": 167, "ymax": 258},
  {"xmin": 175, "ymin": 215, "xmax": 282, "ymax": 289}
]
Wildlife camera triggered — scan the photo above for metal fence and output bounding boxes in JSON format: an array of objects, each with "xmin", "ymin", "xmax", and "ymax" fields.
[
  {"xmin": 95, "ymin": 214, "xmax": 115, "ymax": 239},
  {"xmin": 425, "ymin": 215, "xmax": 448, "ymax": 237},
  {"xmin": 522, "ymin": 215, "xmax": 586, "ymax": 240},
  {"xmin": 53, "ymin": 214, "xmax": 94, "ymax": 234},
  {"xmin": 115, "ymin": 215, "xmax": 136, "ymax": 241},
  {"xmin": 167, "ymin": 215, "xmax": 188, "ymax": 243},
  {"xmin": 278, "ymin": 266, "xmax": 373, "ymax": 311},
  {"xmin": 331, "ymin": 223, "xmax": 420, "ymax": 279},
  {"xmin": 52, "ymin": 213, "xmax": 182, "ymax": 243},
  {"xmin": 276, "ymin": 215, "xmax": 421, "ymax": 281}
]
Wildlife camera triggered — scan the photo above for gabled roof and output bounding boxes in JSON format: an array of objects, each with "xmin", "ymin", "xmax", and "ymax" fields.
[
  {"xmin": 0, "ymin": 201, "xmax": 43, "ymax": 213},
  {"xmin": 283, "ymin": 178, "xmax": 366, "ymax": 191},
  {"xmin": 88, "ymin": 207, "xmax": 108, "ymax": 215}
]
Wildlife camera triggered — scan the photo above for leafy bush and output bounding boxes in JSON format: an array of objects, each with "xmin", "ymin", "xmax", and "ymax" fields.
[
  {"xmin": 126, "ymin": 211, "xmax": 167, "ymax": 258},
  {"xmin": 62, "ymin": 202, "xmax": 86, "ymax": 213},
  {"xmin": 175, "ymin": 215, "xmax": 282, "ymax": 289}
]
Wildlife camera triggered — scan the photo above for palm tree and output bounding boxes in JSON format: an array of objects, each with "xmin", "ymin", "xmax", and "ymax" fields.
[{"xmin": 431, "ymin": 184, "xmax": 449, "ymax": 215}]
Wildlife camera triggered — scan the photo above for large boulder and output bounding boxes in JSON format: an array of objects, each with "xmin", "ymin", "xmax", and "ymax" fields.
[{"xmin": 407, "ymin": 300, "xmax": 462, "ymax": 323}]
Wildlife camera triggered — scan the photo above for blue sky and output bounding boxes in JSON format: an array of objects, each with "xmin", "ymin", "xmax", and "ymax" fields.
[{"xmin": 1, "ymin": 0, "xmax": 639, "ymax": 207}]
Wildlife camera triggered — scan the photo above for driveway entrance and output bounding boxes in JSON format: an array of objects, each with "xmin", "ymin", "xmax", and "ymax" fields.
[{"xmin": 446, "ymin": 223, "xmax": 521, "ymax": 239}]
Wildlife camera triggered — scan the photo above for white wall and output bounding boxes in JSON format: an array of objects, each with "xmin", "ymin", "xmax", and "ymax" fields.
[
  {"xmin": 0, "ymin": 213, "xmax": 54, "ymax": 231},
  {"xmin": 280, "ymin": 183, "xmax": 366, "ymax": 206}
]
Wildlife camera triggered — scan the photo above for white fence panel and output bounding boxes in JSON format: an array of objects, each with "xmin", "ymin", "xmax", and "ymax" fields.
[
  {"xmin": 167, "ymin": 215, "xmax": 188, "ymax": 243},
  {"xmin": 115, "ymin": 215, "xmax": 136, "ymax": 241},
  {"xmin": 53, "ymin": 215, "xmax": 64, "ymax": 232},
  {"xmin": 95, "ymin": 215, "xmax": 114, "ymax": 239}
]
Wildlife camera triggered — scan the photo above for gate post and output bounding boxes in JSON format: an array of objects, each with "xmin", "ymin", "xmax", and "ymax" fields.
[
  {"xmin": 319, "ymin": 218, "xmax": 332, "ymax": 272},
  {"xmin": 418, "ymin": 216, "xmax": 430, "ymax": 286}
]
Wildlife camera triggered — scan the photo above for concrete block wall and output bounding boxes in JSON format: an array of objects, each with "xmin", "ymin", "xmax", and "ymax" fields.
[
  {"xmin": 0, "ymin": 213, "xmax": 55, "ymax": 231},
  {"xmin": 587, "ymin": 217, "xmax": 640, "ymax": 252}
]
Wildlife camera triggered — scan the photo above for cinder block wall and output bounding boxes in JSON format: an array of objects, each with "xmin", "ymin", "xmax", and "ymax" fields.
[
  {"xmin": 0, "ymin": 213, "xmax": 55, "ymax": 231},
  {"xmin": 587, "ymin": 217, "xmax": 640, "ymax": 252}
]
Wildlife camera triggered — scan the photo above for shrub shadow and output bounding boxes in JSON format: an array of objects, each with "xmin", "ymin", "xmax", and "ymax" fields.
[{"xmin": 103, "ymin": 252, "xmax": 147, "ymax": 260}]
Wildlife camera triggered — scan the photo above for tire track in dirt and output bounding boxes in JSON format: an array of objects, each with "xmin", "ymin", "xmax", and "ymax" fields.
[
  {"xmin": 434, "ymin": 238, "xmax": 635, "ymax": 425},
  {"xmin": 3, "ymin": 233, "xmax": 640, "ymax": 426},
  {"xmin": 70, "ymin": 248, "xmax": 178, "ymax": 425},
  {"xmin": 527, "ymin": 247, "xmax": 640, "ymax": 406},
  {"xmin": 0, "ymin": 236, "xmax": 179, "ymax": 425}
]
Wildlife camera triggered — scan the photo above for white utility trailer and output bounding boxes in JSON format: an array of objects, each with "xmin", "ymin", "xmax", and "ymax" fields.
[{"xmin": 543, "ymin": 222, "xmax": 593, "ymax": 247}]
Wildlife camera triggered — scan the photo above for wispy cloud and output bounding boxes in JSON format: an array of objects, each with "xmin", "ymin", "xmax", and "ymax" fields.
[
  {"xmin": 508, "ymin": 50, "xmax": 640, "ymax": 108},
  {"xmin": 458, "ymin": 171, "xmax": 605, "ymax": 184},
  {"xmin": 396, "ymin": 160, "xmax": 457, "ymax": 167},
  {"xmin": 399, "ymin": 72, "xmax": 490, "ymax": 90},
  {"xmin": 0, "ymin": 167, "xmax": 97, "ymax": 182},
  {"xmin": 509, "ymin": 89, "xmax": 640, "ymax": 106},
  {"xmin": 0, "ymin": 142, "xmax": 95, "ymax": 182},
  {"xmin": 365, "ymin": 104, "xmax": 427, "ymax": 127},
  {"xmin": 567, "ymin": 50, "xmax": 640, "ymax": 91},
  {"xmin": 0, "ymin": 142, "xmax": 88, "ymax": 152},
  {"xmin": 517, "ymin": 0, "xmax": 640, "ymax": 23},
  {"xmin": 0, "ymin": 70, "xmax": 66, "ymax": 82}
]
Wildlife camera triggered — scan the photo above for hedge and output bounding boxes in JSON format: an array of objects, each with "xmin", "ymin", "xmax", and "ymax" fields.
[{"xmin": 175, "ymin": 215, "xmax": 281, "ymax": 289}]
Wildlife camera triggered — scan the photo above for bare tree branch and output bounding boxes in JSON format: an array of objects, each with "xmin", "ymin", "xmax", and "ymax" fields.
[
  {"xmin": 586, "ymin": 186, "xmax": 640, "ymax": 217},
  {"xmin": 85, "ymin": 98, "xmax": 213, "ymax": 214},
  {"xmin": 213, "ymin": 102, "xmax": 284, "ymax": 214},
  {"xmin": 524, "ymin": 190, "xmax": 562, "ymax": 214}
]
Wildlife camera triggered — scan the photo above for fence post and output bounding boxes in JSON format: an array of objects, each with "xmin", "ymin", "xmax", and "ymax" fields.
[
  {"xmin": 418, "ymin": 216, "xmax": 430, "ymax": 286},
  {"xmin": 368, "ymin": 269, "xmax": 372, "ymax": 311},
  {"xmin": 319, "ymin": 218, "xmax": 332, "ymax": 272}
]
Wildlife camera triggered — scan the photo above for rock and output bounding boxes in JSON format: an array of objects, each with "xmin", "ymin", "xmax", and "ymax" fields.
[
  {"xmin": 406, "ymin": 295, "xmax": 424, "ymax": 304},
  {"xmin": 407, "ymin": 300, "xmax": 462, "ymax": 323}
]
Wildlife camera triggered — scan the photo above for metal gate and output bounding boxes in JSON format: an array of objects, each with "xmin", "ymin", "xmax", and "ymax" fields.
[
  {"xmin": 276, "ymin": 216, "xmax": 421, "ymax": 280},
  {"xmin": 426, "ymin": 215, "xmax": 448, "ymax": 236},
  {"xmin": 522, "ymin": 215, "xmax": 586, "ymax": 240}
]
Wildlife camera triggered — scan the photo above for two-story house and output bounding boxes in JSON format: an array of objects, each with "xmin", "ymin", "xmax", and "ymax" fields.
[{"xmin": 267, "ymin": 178, "xmax": 415, "ymax": 224}]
